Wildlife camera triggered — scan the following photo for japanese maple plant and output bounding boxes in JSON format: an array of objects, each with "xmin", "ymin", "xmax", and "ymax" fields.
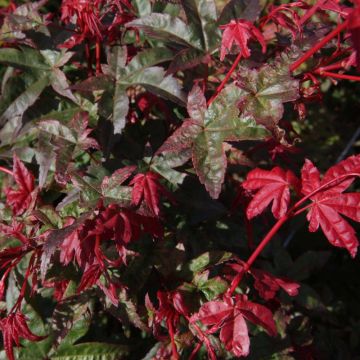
[{"xmin": 0, "ymin": 0, "xmax": 359, "ymax": 358}]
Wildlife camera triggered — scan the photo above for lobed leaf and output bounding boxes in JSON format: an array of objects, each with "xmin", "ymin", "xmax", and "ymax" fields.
[
  {"xmin": 236, "ymin": 61, "xmax": 299, "ymax": 128},
  {"xmin": 243, "ymin": 167, "xmax": 299, "ymax": 219},
  {"xmin": 180, "ymin": 0, "xmax": 220, "ymax": 51},
  {"xmin": 127, "ymin": 13, "xmax": 202, "ymax": 49},
  {"xmin": 301, "ymin": 155, "xmax": 360, "ymax": 257}
]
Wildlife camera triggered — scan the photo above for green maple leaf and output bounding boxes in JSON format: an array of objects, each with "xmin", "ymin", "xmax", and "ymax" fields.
[
  {"xmin": 157, "ymin": 84, "xmax": 268, "ymax": 198},
  {"xmin": 236, "ymin": 60, "xmax": 299, "ymax": 128}
]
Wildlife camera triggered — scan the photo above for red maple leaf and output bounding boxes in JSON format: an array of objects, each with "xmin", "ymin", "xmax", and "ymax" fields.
[
  {"xmin": 348, "ymin": 2, "xmax": 360, "ymax": 70},
  {"xmin": 5, "ymin": 154, "xmax": 36, "ymax": 216},
  {"xmin": 130, "ymin": 172, "xmax": 172, "ymax": 216},
  {"xmin": 261, "ymin": 2, "xmax": 304, "ymax": 39},
  {"xmin": 242, "ymin": 167, "xmax": 300, "ymax": 219},
  {"xmin": 250, "ymin": 268, "xmax": 300, "ymax": 300},
  {"xmin": 219, "ymin": 19, "xmax": 266, "ymax": 61},
  {"xmin": 59, "ymin": 217, "xmax": 81, "ymax": 266},
  {"xmin": 71, "ymin": 112, "xmax": 100, "ymax": 151},
  {"xmin": 301, "ymin": 155, "xmax": 360, "ymax": 257},
  {"xmin": 42, "ymin": 279, "xmax": 69, "ymax": 301},
  {"xmin": 191, "ymin": 295, "xmax": 277, "ymax": 357},
  {"xmin": 0, "ymin": 312, "xmax": 45, "ymax": 360},
  {"xmin": 146, "ymin": 290, "xmax": 189, "ymax": 358},
  {"xmin": 60, "ymin": 0, "xmax": 104, "ymax": 44},
  {"xmin": 225, "ymin": 262, "xmax": 300, "ymax": 300},
  {"xmin": 58, "ymin": 203, "xmax": 162, "ymax": 269}
]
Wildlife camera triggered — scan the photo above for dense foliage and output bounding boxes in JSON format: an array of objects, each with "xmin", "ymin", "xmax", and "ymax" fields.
[{"xmin": 0, "ymin": 0, "xmax": 359, "ymax": 359}]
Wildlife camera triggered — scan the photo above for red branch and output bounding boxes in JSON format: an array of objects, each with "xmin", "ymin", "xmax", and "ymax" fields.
[
  {"xmin": 316, "ymin": 70, "xmax": 360, "ymax": 82},
  {"xmin": 207, "ymin": 53, "xmax": 242, "ymax": 106}
]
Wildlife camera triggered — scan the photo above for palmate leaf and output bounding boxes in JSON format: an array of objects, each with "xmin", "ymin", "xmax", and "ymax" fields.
[
  {"xmin": 0, "ymin": 1, "xmax": 47, "ymax": 43},
  {"xmin": 0, "ymin": 48, "xmax": 75, "ymax": 101},
  {"xmin": 98, "ymin": 46, "xmax": 183, "ymax": 134},
  {"xmin": 36, "ymin": 116, "xmax": 98, "ymax": 186},
  {"xmin": 0, "ymin": 75, "xmax": 49, "ymax": 131},
  {"xmin": 194, "ymin": 85, "xmax": 268, "ymax": 198},
  {"xmin": 127, "ymin": 11, "xmax": 216, "ymax": 75},
  {"xmin": 349, "ymin": 4, "xmax": 360, "ymax": 70},
  {"xmin": 236, "ymin": 60, "xmax": 299, "ymax": 128},
  {"xmin": 180, "ymin": 0, "xmax": 221, "ymax": 51},
  {"xmin": 193, "ymin": 131, "xmax": 226, "ymax": 199},
  {"xmin": 244, "ymin": 155, "xmax": 360, "ymax": 257},
  {"xmin": 120, "ymin": 66, "xmax": 186, "ymax": 105},
  {"xmin": 0, "ymin": 47, "xmax": 49, "ymax": 71},
  {"xmin": 243, "ymin": 167, "xmax": 300, "ymax": 219},
  {"xmin": 166, "ymin": 48, "xmax": 207, "ymax": 74},
  {"xmin": 158, "ymin": 84, "xmax": 268, "ymax": 198},
  {"xmin": 191, "ymin": 295, "xmax": 276, "ymax": 358},
  {"xmin": 133, "ymin": 0, "xmax": 151, "ymax": 17},
  {"xmin": 122, "ymin": 47, "xmax": 174, "ymax": 76},
  {"xmin": 151, "ymin": 150, "xmax": 190, "ymax": 186},
  {"xmin": 106, "ymin": 45, "xmax": 128, "ymax": 134},
  {"xmin": 50, "ymin": 342, "xmax": 129, "ymax": 360},
  {"xmin": 51, "ymin": 287, "xmax": 92, "ymax": 350},
  {"xmin": 0, "ymin": 48, "xmax": 77, "ymax": 141},
  {"xmin": 5, "ymin": 154, "xmax": 36, "ymax": 216},
  {"xmin": 218, "ymin": 0, "xmax": 262, "ymax": 25},
  {"xmin": 127, "ymin": 13, "xmax": 202, "ymax": 50},
  {"xmin": 112, "ymin": 85, "xmax": 129, "ymax": 134},
  {"xmin": 301, "ymin": 156, "xmax": 360, "ymax": 258}
]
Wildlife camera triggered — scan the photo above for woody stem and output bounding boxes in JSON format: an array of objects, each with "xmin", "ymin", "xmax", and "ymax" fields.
[{"xmin": 207, "ymin": 52, "xmax": 242, "ymax": 105}]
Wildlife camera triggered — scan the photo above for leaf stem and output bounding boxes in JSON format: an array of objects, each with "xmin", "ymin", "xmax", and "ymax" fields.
[
  {"xmin": 189, "ymin": 342, "xmax": 202, "ymax": 360},
  {"xmin": 0, "ymin": 166, "xmax": 13, "ymax": 176},
  {"xmin": 85, "ymin": 42, "xmax": 93, "ymax": 76},
  {"xmin": 292, "ymin": 172, "xmax": 360, "ymax": 210},
  {"xmin": 246, "ymin": 214, "xmax": 291, "ymax": 268},
  {"xmin": 299, "ymin": 0, "xmax": 327, "ymax": 25},
  {"xmin": 290, "ymin": 20, "xmax": 348, "ymax": 72},
  {"xmin": 167, "ymin": 319, "xmax": 179, "ymax": 360},
  {"xmin": 315, "ymin": 70, "xmax": 360, "ymax": 82},
  {"xmin": 207, "ymin": 53, "xmax": 242, "ymax": 106},
  {"xmin": 228, "ymin": 214, "xmax": 291, "ymax": 295},
  {"xmin": 95, "ymin": 41, "xmax": 102, "ymax": 75}
]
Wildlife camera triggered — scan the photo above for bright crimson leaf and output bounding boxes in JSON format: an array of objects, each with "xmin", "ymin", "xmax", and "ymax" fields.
[
  {"xmin": 348, "ymin": 2, "xmax": 360, "ymax": 70},
  {"xmin": 243, "ymin": 167, "xmax": 300, "ymax": 219},
  {"xmin": 250, "ymin": 268, "xmax": 300, "ymax": 300},
  {"xmin": 0, "ymin": 312, "xmax": 45, "ymax": 360},
  {"xmin": 301, "ymin": 155, "xmax": 360, "ymax": 257},
  {"xmin": 219, "ymin": 19, "xmax": 266, "ymax": 61},
  {"xmin": 261, "ymin": 2, "xmax": 304, "ymax": 39},
  {"xmin": 5, "ymin": 154, "xmax": 36, "ymax": 216},
  {"xmin": 130, "ymin": 171, "xmax": 172, "ymax": 216},
  {"xmin": 191, "ymin": 295, "xmax": 277, "ymax": 357}
]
